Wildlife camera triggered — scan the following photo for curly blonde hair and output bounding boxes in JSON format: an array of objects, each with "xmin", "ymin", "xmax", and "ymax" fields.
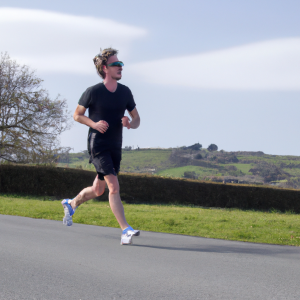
[{"xmin": 93, "ymin": 48, "xmax": 118, "ymax": 79}]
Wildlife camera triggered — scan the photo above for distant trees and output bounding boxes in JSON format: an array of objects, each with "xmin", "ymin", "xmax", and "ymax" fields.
[
  {"xmin": 285, "ymin": 177, "xmax": 300, "ymax": 189},
  {"xmin": 80, "ymin": 150, "xmax": 90, "ymax": 159},
  {"xmin": 183, "ymin": 171, "xmax": 198, "ymax": 179},
  {"xmin": 188, "ymin": 143, "xmax": 202, "ymax": 151},
  {"xmin": 215, "ymin": 153, "xmax": 238, "ymax": 163},
  {"xmin": 181, "ymin": 143, "xmax": 202, "ymax": 151},
  {"xmin": 207, "ymin": 144, "xmax": 218, "ymax": 152},
  {"xmin": 56, "ymin": 149, "xmax": 71, "ymax": 164},
  {"xmin": 0, "ymin": 53, "xmax": 71, "ymax": 163},
  {"xmin": 249, "ymin": 162, "xmax": 289, "ymax": 182}
]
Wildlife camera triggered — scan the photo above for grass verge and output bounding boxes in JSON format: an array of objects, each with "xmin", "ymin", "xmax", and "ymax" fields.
[{"xmin": 1, "ymin": 194, "xmax": 299, "ymax": 246}]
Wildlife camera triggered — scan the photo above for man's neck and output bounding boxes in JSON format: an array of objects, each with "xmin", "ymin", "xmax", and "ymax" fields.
[{"xmin": 103, "ymin": 78, "xmax": 118, "ymax": 93}]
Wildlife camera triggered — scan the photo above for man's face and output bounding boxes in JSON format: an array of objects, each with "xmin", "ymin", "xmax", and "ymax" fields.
[{"xmin": 105, "ymin": 55, "xmax": 122, "ymax": 81}]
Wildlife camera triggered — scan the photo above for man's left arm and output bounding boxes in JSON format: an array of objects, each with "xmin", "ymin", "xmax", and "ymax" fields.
[{"xmin": 122, "ymin": 107, "xmax": 140, "ymax": 129}]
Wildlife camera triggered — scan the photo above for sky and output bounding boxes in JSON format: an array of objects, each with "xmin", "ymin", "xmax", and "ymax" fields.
[{"xmin": 1, "ymin": 0, "xmax": 300, "ymax": 155}]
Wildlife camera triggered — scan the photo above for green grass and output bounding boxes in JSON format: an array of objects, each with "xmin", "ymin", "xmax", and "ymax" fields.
[
  {"xmin": 57, "ymin": 149, "xmax": 173, "ymax": 173},
  {"xmin": 1, "ymin": 194, "xmax": 300, "ymax": 246},
  {"xmin": 227, "ymin": 163, "xmax": 253, "ymax": 174},
  {"xmin": 54, "ymin": 149, "xmax": 300, "ymax": 189},
  {"xmin": 157, "ymin": 166, "xmax": 219, "ymax": 178},
  {"xmin": 57, "ymin": 158, "xmax": 94, "ymax": 171},
  {"xmin": 237, "ymin": 155, "xmax": 300, "ymax": 165},
  {"xmin": 283, "ymin": 168, "xmax": 300, "ymax": 177},
  {"xmin": 157, "ymin": 164, "xmax": 250, "ymax": 178},
  {"xmin": 120, "ymin": 149, "xmax": 173, "ymax": 172}
]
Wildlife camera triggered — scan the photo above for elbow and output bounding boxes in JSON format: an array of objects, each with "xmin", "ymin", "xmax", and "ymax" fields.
[
  {"xmin": 73, "ymin": 113, "xmax": 79, "ymax": 122},
  {"xmin": 135, "ymin": 116, "xmax": 141, "ymax": 129}
]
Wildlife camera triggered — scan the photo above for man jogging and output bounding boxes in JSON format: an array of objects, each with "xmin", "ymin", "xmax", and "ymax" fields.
[{"xmin": 61, "ymin": 48, "xmax": 141, "ymax": 245}]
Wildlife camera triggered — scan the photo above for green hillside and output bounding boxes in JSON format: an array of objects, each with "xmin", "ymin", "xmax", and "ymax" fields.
[
  {"xmin": 56, "ymin": 145, "xmax": 300, "ymax": 189},
  {"xmin": 57, "ymin": 149, "xmax": 174, "ymax": 173}
]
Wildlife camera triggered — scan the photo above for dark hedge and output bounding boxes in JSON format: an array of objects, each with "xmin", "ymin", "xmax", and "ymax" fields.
[
  {"xmin": 0, "ymin": 164, "xmax": 96, "ymax": 199},
  {"xmin": 1, "ymin": 165, "xmax": 300, "ymax": 212},
  {"xmin": 118, "ymin": 174, "xmax": 300, "ymax": 212}
]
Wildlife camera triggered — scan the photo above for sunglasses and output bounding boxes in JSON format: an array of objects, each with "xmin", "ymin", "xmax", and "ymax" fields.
[{"xmin": 107, "ymin": 61, "xmax": 124, "ymax": 67}]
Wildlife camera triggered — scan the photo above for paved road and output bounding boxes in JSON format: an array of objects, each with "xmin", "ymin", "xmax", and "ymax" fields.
[{"xmin": 1, "ymin": 214, "xmax": 300, "ymax": 300}]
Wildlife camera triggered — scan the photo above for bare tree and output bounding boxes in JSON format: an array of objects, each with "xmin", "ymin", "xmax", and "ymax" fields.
[{"xmin": 0, "ymin": 53, "xmax": 71, "ymax": 163}]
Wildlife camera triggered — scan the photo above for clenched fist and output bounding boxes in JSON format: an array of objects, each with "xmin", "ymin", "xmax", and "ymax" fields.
[
  {"xmin": 93, "ymin": 120, "xmax": 109, "ymax": 133},
  {"xmin": 121, "ymin": 116, "xmax": 131, "ymax": 129}
]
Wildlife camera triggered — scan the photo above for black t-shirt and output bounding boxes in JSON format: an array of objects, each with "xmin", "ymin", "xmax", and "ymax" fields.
[{"xmin": 78, "ymin": 82, "xmax": 136, "ymax": 152}]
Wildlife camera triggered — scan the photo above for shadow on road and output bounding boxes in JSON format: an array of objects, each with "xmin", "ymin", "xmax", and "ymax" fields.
[{"xmin": 132, "ymin": 242, "xmax": 300, "ymax": 257}]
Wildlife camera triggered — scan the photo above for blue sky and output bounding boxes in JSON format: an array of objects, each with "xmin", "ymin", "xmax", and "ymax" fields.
[{"xmin": 1, "ymin": 0, "xmax": 300, "ymax": 155}]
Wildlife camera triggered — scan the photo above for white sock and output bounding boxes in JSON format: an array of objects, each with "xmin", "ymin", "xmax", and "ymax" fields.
[{"xmin": 68, "ymin": 199, "xmax": 77, "ymax": 211}]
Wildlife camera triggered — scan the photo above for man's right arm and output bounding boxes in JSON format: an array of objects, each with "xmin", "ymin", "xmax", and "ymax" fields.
[{"xmin": 73, "ymin": 105, "xmax": 109, "ymax": 134}]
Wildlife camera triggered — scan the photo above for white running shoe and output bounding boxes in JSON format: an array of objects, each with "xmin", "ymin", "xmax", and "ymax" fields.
[
  {"xmin": 120, "ymin": 227, "xmax": 140, "ymax": 245},
  {"xmin": 61, "ymin": 199, "xmax": 75, "ymax": 226}
]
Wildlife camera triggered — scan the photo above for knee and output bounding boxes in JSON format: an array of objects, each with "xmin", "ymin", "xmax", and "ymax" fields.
[
  {"xmin": 92, "ymin": 185, "xmax": 105, "ymax": 197},
  {"xmin": 108, "ymin": 185, "xmax": 119, "ymax": 195}
]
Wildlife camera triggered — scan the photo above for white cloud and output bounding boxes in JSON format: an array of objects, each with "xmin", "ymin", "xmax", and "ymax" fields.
[
  {"xmin": 0, "ymin": 7, "xmax": 147, "ymax": 73},
  {"xmin": 128, "ymin": 38, "xmax": 300, "ymax": 90}
]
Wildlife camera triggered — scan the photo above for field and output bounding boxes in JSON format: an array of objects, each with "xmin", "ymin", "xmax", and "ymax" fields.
[
  {"xmin": 157, "ymin": 165, "xmax": 220, "ymax": 178},
  {"xmin": 120, "ymin": 149, "xmax": 173, "ymax": 173},
  {"xmin": 228, "ymin": 163, "xmax": 253, "ymax": 174},
  {"xmin": 1, "ymin": 194, "xmax": 300, "ymax": 246},
  {"xmin": 57, "ymin": 149, "xmax": 173, "ymax": 173},
  {"xmin": 3, "ymin": 146, "xmax": 300, "ymax": 247},
  {"xmin": 55, "ymin": 146, "xmax": 300, "ymax": 189}
]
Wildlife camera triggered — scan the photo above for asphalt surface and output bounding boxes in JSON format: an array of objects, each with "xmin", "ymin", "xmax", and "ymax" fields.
[{"xmin": 1, "ymin": 214, "xmax": 300, "ymax": 300}]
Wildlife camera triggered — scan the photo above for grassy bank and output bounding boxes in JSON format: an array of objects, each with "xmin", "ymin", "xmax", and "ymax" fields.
[
  {"xmin": 56, "ymin": 149, "xmax": 173, "ymax": 173},
  {"xmin": 157, "ymin": 165, "xmax": 221, "ymax": 178},
  {"xmin": 1, "ymin": 194, "xmax": 299, "ymax": 246}
]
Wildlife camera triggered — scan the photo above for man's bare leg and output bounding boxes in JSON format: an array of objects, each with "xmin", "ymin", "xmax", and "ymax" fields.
[
  {"xmin": 104, "ymin": 174, "xmax": 129, "ymax": 230},
  {"xmin": 70, "ymin": 175, "xmax": 106, "ymax": 209}
]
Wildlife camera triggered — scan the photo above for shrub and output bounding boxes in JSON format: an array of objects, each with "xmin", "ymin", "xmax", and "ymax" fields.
[
  {"xmin": 227, "ymin": 165, "xmax": 238, "ymax": 171},
  {"xmin": 183, "ymin": 171, "xmax": 198, "ymax": 179},
  {"xmin": 249, "ymin": 162, "xmax": 289, "ymax": 183},
  {"xmin": 208, "ymin": 144, "xmax": 218, "ymax": 152},
  {"xmin": 0, "ymin": 164, "xmax": 95, "ymax": 198}
]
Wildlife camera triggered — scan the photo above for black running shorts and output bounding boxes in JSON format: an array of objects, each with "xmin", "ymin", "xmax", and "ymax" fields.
[{"xmin": 90, "ymin": 149, "xmax": 121, "ymax": 180}]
